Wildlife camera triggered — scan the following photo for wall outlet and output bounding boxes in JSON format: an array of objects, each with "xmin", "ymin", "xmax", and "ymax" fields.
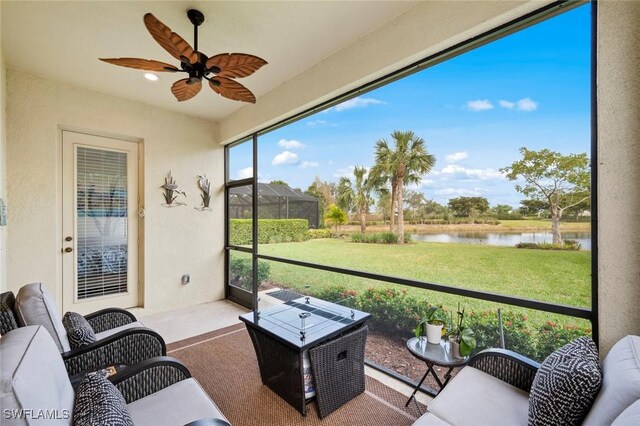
[{"xmin": 181, "ymin": 274, "xmax": 190, "ymax": 285}]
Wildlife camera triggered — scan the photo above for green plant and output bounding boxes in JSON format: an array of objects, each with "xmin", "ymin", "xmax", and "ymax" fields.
[
  {"xmin": 448, "ymin": 303, "xmax": 477, "ymax": 356},
  {"xmin": 229, "ymin": 219, "xmax": 308, "ymax": 245},
  {"xmin": 305, "ymin": 228, "xmax": 332, "ymax": 239},
  {"xmin": 229, "ymin": 257, "xmax": 271, "ymax": 291},
  {"xmin": 413, "ymin": 304, "xmax": 448, "ymax": 337},
  {"xmin": 324, "ymin": 204, "xmax": 348, "ymax": 235}
]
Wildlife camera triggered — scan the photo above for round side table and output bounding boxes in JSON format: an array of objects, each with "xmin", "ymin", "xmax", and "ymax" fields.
[{"xmin": 404, "ymin": 337, "xmax": 469, "ymax": 407}]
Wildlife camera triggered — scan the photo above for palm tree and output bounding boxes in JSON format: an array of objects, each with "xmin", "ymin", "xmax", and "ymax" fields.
[
  {"xmin": 337, "ymin": 166, "xmax": 372, "ymax": 233},
  {"xmin": 370, "ymin": 130, "xmax": 436, "ymax": 243}
]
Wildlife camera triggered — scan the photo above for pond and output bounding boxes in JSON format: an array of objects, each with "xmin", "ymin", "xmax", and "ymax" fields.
[{"xmin": 410, "ymin": 231, "xmax": 592, "ymax": 250}]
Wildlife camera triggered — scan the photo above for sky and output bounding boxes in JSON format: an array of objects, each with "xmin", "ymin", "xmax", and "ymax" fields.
[{"xmin": 229, "ymin": 4, "xmax": 591, "ymax": 208}]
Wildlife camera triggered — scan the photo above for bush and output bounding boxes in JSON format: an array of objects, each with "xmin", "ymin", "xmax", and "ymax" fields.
[
  {"xmin": 350, "ymin": 232, "xmax": 412, "ymax": 244},
  {"xmin": 301, "ymin": 284, "xmax": 591, "ymax": 362},
  {"xmin": 306, "ymin": 228, "xmax": 332, "ymax": 240},
  {"xmin": 516, "ymin": 240, "xmax": 582, "ymax": 251},
  {"xmin": 229, "ymin": 257, "xmax": 271, "ymax": 291},
  {"xmin": 229, "ymin": 219, "xmax": 308, "ymax": 245}
]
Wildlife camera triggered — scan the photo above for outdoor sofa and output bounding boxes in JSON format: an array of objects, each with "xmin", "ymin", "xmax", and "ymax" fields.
[
  {"xmin": 413, "ymin": 335, "xmax": 640, "ymax": 425},
  {"xmin": 0, "ymin": 283, "xmax": 166, "ymax": 376},
  {"xmin": 1, "ymin": 325, "xmax": 230, "ymax": 425}
]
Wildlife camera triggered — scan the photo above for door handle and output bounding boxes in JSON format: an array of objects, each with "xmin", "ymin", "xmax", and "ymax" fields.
[{"xmin": 64, "ymin": 247, "xmax": 73, "ymax": 253}]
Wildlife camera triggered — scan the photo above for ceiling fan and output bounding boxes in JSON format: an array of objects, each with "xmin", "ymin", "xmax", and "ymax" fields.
[{"xmin": 100, "ymin": 9, "xmax": 267, "ymax": 103}]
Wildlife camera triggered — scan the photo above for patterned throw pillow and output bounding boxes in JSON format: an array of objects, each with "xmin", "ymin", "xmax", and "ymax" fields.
[
  {"xmin": 73, "ymin": 373, "xmax": 134, "ymax": 426},
  {"xmin": 62, "ymin": 312, "xmax": 96, "ymax": 349},
  {"xmin": 528, "ymin": 336, "xmax": 602, "ymax": 426}
]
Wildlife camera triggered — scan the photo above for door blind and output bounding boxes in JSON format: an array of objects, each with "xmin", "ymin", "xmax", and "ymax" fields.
[{"xmin": 76, "ymin": 146, "xmax": 129, "ymax": 300}]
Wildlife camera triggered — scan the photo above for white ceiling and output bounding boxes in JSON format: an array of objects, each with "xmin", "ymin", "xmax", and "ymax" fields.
[{"xmin": 1, "ymin": 1, "xmax": 419, "ymax": 121}]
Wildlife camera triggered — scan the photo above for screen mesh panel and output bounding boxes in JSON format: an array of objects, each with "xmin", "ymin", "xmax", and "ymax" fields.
[{"xmin": 76, "ymin": 147, "xmax": 129, "ymax": 300}]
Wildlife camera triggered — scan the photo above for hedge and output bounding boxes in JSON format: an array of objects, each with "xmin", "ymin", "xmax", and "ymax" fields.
[
  {"xmin": 311, "ymin": 285, "xmax": 591, "ymax": 362},
  {"xmin": 229, "ymin": 256, "xmax": 271, "ymax": 291},
  {"xmin": 229, "ymin": 219, "xmax": 308, "ymax": 245}
]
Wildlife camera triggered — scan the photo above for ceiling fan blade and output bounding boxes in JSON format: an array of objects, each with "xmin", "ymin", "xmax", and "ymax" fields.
[
  {"xmin": 144, "ymin": 13, "xmax": 197, "ymax": 64},
  {"xmin": 209, "ymin": 77, "xmax": 256, "ymax": 103},
  {"xmin": 99, "ymin": 58, "xmax": 179, "ymax": 72},
  {"xmin": 206, "ymin": 53, "xmax": 268, "ymax": 78},
  {"xmin": 171, "ymin": 78, "xmax": 202, "ymax": 102}
]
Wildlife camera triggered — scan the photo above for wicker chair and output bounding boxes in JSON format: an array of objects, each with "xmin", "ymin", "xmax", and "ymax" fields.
[
  {"xmin": 1, "ymin": 326, "xmax": 230, "ymax": 426},
  {"xmin": 1, "ymin": 285, "xmax": 166, "ymax": 377}
]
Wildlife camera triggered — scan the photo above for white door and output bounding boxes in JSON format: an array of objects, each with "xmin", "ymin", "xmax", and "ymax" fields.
[{"xmin": 62, "ymin": 131, "xmax": 139, "ymax": 314}]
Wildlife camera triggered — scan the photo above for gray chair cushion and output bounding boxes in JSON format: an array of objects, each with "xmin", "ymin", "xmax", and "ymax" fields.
[
  {"xmin": 611, "ymin": 400, "xmax": 640, "ymax": 426},
  {"xmin": 413, "ymin": 413, "xmax": 452, "ymax": 426},
  {"xmin": 73, "ymin": 374, "xmax": 134, "ymax": 426},
  {"xmin": 0, "ymin": 326, "xmax": 74, "ymax": 425},
  {"xmin": 528, "ymin": 337, "xmax": 602, "ymax": 426},
  {"xmin": 427, "ymin": 366, "xmax": 529, "ymax": 426},
  {"xmin": 94, "ymin": 321, "xmax": 145, "ymax": 341},
  {"xmin": 15, "ymin": 283, "xmax": 71, "ymax": 353},
  {"xmin": 584, "ymin": 335, "xmax": 640, "ymax": 426},
  {"xmin": 127, "ymin": 378, "xmax": 228, "ymax": 426},
  {"xmin": 62, "ymin": 312, "xmax": 96, "ymax": 349}
]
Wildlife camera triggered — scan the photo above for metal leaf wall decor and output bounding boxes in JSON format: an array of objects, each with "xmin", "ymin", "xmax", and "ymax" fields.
[{"xmin": 161, "ymin": 171, "xmax": 186, "ymax": 207}]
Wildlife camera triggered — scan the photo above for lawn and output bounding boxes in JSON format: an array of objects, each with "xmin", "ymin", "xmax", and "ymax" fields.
[
  {"xmin": 342, "ymin": 219, "xmax": 591, "ymax": 234},
  {"xmin": 257, "ymin": 238, "xmax": 592, "ymax": 327}
]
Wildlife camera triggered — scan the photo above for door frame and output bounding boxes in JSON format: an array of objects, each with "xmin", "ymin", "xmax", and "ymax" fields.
[{"xmin": 57, "ymin": 125, "xmax": 145, "ymax": 312}]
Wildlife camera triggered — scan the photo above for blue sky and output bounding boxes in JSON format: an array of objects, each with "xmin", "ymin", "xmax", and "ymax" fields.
[{"xmin": 230, "ymin": 4, "xmax": 591, "ymax": 208}]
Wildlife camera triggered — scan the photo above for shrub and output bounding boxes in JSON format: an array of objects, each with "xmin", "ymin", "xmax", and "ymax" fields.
[
  {"xmin": 229, "ymin": 219, "xmax": 308, "ymax": 245},
  {"xmin": 229, "ymin": 257, "xmax": 271, "ymax": 291},
  {"xmin": 302, "ymin": 284, "xmax": 591, "ymax": 362},
  {"xmin": 349, "ymin": 232, "xmax": 412, "ymax": 244},
  {"xmin": 515, "ymin": 240, "xmax": 582, "ymax": 251},
  {"xmin": 306, "ymin": 228, "xmax": 332, "ymax": 239}
]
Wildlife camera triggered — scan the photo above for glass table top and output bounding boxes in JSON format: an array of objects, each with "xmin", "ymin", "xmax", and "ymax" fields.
[
  {"xmin": 406, "ymin": 337, "xmax": 469, "ymax": 367},
  {"xmin": 239, "ymin": 296, "xmax": 370, "ymax": 350}
]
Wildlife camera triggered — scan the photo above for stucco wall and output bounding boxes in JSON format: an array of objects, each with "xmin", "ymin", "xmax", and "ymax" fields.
[
  {"xmin": 0, "ymin": 40, "xmax": 7, "ymax": 293},
  {"xmin": 6, "ymin": 70, "xmax": 223, "ymax": 314},
  {"xmin": 596, "ymin": 1, "xmax": 640, "ymax": 353}
]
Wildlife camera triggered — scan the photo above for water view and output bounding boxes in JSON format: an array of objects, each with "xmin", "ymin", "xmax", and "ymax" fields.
[{"xmin": 410, "ymin": 231, "xmax": 592, "ymax": 250}]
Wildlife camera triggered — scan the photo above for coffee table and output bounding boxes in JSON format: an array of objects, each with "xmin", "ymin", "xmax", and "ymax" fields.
[
  {"xmin": 239, "ymin": 296, "xmax": 370, "ymax": 415},
  {"xmin": 405, "ymin": 337, "xmax": 469, "ymax": 408}
]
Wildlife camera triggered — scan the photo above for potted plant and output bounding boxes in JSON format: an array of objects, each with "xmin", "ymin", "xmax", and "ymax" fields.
[
  {"xmin": 448, "ymin": 303, "xmax": 477, "ymax": 358},
  {"xmin": 414, "ymin": 305, "xmax": 448, "ymax": 344}
]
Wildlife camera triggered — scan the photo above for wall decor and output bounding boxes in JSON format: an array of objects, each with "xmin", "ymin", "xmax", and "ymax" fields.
[
  {"xmin": 195, "ymin": 174, "xmax": 212, "ymax": 211},
  {"xmin": 161, "ymin": 171, "xmax": 186, "ymax": 207}
]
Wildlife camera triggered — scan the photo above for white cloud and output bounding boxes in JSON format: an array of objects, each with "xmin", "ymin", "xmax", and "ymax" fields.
[
  {"xmin": 333, "ymin": 97, "xmax": 386, "ymax": 112},
  {"xmin": 299, "ymin": 161, "xmax": 319, "ymax": 169},
  {"xmin": 434, "ymin": 187, "xmax": 487, "ymax": 196},
  {"xmin": 441, "ymin": 164, "xmax": 504, "ymax": 180},
  {"xmin": 516, "ymin": 98, "xmax": 538, "ymax": 112},
  {"xmin": 466, "ymin": 99, "xmax": 494, "ymax": 112},
  {"xmin": 306, "ymin": 119, "xmax": 336, "ymax": 128},
  {"xmin": 499, "ymin": 100, "xmax": 515, "ymax": 109},
  {"xmin": 235, "ymin": 167, "xmax": 253, "ymax": 180},
  {"xmin": 278, "ymin": 139, "xmax": 304, "ymax": 150},
  {"xmin": 407, "ymin": 179, "xmax": 435, "ymax": 190},
  {"xmin": 272, "ymin": 151, "xmax": 299, "ymax": 166},
  {"xmin": 333, "ymin": 165, "xmax": 355, "ymax": 178},
  {"xmin": 499, "ymin": 98, "xmax": 538, "ymax": 112},
  {"xmin": 445, "ymin": 151, "xmax": 469, "ymax": 163}
]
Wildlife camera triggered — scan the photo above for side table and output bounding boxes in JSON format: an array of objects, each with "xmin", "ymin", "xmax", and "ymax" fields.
[{"xmin": 405, "ymin": 337, "xmax": 468, "ymax": 408}]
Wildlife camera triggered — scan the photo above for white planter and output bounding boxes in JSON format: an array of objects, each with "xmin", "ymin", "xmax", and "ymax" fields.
[
  {"xmin": 449, "ymin": 337, "xmax": 463, "ymax": 359},
  {"xmin": 426, "ymin": 323, "xmax": 443, "ymax": 344}
]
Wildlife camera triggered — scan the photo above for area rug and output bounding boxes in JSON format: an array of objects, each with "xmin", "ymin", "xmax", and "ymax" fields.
[{"xmin": 167, "ymin": 323, "xmax": 427, "ymax": 426}]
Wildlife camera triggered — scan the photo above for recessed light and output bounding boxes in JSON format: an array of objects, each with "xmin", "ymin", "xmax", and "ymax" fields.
[{"xmin": 144, "ymin": 73, "xmax": 159, "ymax": 81}]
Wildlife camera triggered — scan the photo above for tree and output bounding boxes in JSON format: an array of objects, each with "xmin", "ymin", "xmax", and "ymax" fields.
[
  {"xmin": 337, "ymin": 166, "xmax": 372, "ymax": 233},
  {"xmin": 324, "ymin": 204, "xmax": 347, "ymax": 235},
  {"xmin": 375, "ymin": 188, "xmax": 392, "ymax": 224},
  {"xmin": 500, "ymin": 148, "xmax": 590, "ymax": 244},
  {"xmin": 269, "ymin": 180, "xmax": 289, "ymax": 186},
  {"xmin": 306, "ymin": 177, "xmax": 336, "ymax": 227},
  {"xmin": 370, "ymin": 131, "xmax": 436, "ymax": 243},
  {"xmin": 404, "ymin": 190, "xmax": 429, "ymax": 223},
  {"xmin": 447, "ymin": 196, "xmax": 489, "ymax": 217},
  {"xmin": 518, "ymin": 199, "xmax": 549, "ymax": 217}
]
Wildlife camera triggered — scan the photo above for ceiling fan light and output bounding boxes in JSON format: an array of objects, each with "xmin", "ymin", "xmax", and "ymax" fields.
[{"xmin": 144, "ymin": 73, "xmax": 159, "ymax": 81}]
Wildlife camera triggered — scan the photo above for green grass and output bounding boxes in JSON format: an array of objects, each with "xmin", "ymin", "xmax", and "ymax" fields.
[
  {"xmin": 258, "ymin": 238, "xmax": 592, "ymax": 326},
  {"xmin": 497, "ymin": 219, "xmax": 591, "ymax": 230}
]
